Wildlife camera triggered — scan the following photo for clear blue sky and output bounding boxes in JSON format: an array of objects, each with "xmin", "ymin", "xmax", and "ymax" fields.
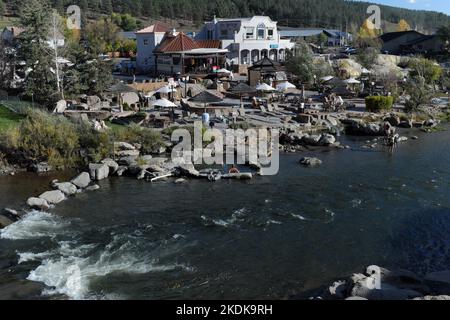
[{"xmin": 359, "ymin": 0, "xmax": 450, "ymax": 15}]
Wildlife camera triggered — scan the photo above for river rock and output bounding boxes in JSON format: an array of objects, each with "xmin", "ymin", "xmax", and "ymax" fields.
[
  {"xmin": 350, "ymin": 272, "xmax": 422, "ymax": 300},
  {"xmin": 85, "ymin": 184, "xmax": 100, "ymax": 192},
  {"xmin": 174, "ymin": 178, "xmax": 187, "ymax": 184},
  {"xmin": 329, "ymin": 280, "xmax": 348, "ymax": 299},
  {"xmin": 366, "ymin": 265, "xmax": 428, "ymax": 294},
  {"xmin": 101, "ymin": 158, "xmax": 119, "ymax": 174},
  {"xmin": 413, "ymin": 295, "xmax": 450, "ymax": 300},
  {"xmin": 0, "ymin": 215, "xmax": 14, "ymax": 228},
  {"xmin": 302, "ymin": 134, "xmax": 322, "ymax": 146},
  {"xmin": 114, "ymin": 142, "xmax": 136, "ymax": 151},
  {"xmin": 299, "ymin": 157, "xmax": 322, "ymax": 167},
  {"xmin": 116, "ymin": 149, "xmax": 140, "ymax": 157},
  {"xmin": 178, "ymin": 163, "xmax": 200, "ymax": 177},
  {"xmin": 320, "ymin": 134, "xmax": 336, "ymax": 146},
  {"xmin": 54, "ymin": 100, "xmax": 67, "ymax": 113},
  {"xmin": 26, "ymin": 197, "xmax": 50, "ymax": 211},
  {"xmin": 118, "ymin": 156, "xmax": 138, "ymax": 166},
  {"xmin": 396, "ymin": 136, "xmax": 408, "ymax": 143},
  {"xmin": 39, "ymin": 190, "xmax": 66, "ymax": 205},
  {"xmin": 116, "ymin": 166, "xmax": 128, "ymax": 176},
  {"xmin": 29, "ymin": 162, "xmax": 52, "ymax": 173},
  {"xmin": 2, "ymin": 208, "xmax": 20, "ymax": 221},
  {"xmin": 54, "ymin": 182, "xmax": 78, "ymax": 196},
  {"xmin": 411, "ymin": 136, "xmax": 419, "ymax": 140},
  {"xmin": 71, "ymin": 172, "xmax": 91, "ymax": 189},
  {"xmin": 89, "ymin": 163, "xmax": 110, "ymax": 181},
  {"xmin": 424, "ymin": 119, "xmax": 438, "ymax": 127},
  {"xmin": 424, "ymin": 271, "xmax": 450, "ymax": 295}
]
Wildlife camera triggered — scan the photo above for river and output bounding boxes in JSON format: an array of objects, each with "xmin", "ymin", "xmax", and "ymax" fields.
[{"xmin": 1, "ymin": 127, "xmax": 450, "ymax": 300}]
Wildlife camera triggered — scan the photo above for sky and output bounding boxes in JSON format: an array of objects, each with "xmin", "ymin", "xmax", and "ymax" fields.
[{"xmin": 358, "ymin": 0, "xmax": 450, "ymax": 15}]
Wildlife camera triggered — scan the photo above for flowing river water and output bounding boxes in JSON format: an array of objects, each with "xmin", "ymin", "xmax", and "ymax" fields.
[{"xmin": 1, "ymin": 127, "xmax": 450, "ymax": 300}]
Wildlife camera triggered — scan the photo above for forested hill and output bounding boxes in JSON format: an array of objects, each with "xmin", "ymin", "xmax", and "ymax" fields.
[{"xmin": 3, "ymin": 0, "xmax": 450, "ymax": 33}]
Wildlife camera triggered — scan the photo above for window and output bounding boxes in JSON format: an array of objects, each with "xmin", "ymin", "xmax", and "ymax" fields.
[
  {"xmin": 220, "ymin": 29, "xmax": 228, "ymax": 37},
  {"xmin": 245, "ymin": 27, "xmax": 254, "ymax": 39},
  {"xmin": 267, "ymin": 29, "xmax": 274, "ymax": 39},
  {"xmin": 207, "ymin": 30, "xmax": 214, "ymax": 40},
  {"xmin": 143, "ymin": 39, "xmax": 149, "ymax": 46},
  {"xmin": 257, "ymin": 24, "xmax": 266, "ymax": 39}
]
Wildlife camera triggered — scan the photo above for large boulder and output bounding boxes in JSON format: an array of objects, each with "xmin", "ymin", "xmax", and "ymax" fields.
[
  {"xmin": 114, "ymin": 142, "xmax": 136, "ymax": 151},
  {"xmin": 302, "ymin": 134, "xmax": 322, "ymax": 146},
  {"xmin": 101, "ymin": 158, "xmax": 119, "ymax": 175},
  {"xmin": 299, "ymin": 157, "xmax": 322, "ymax": 167},
  {"xmin": 328, "ymin": 280, "xmax": 348, "ymax": 299},
  {"xmin": 89, "ymin": 163, "xmax": 110, "ymax": 181},
  {"xmin": 71, "ymin": 172, "xmax": 91, "ymax": 189},
  {"xmin": 26, "ymin": 197, "xmax": 50, "ymax": 211},
  {"xmin": 0, "ymin": 215, "xmax": 14, "ymax": 229},
  {"xmin": 54, "ymin": 182, "xmax": 78, "ymax": 196},
  {"xmin": 319, "ymin": 134, "xmax": 336, "ymax": 146},
  {"xmin": 398, "ymin": 120, "xmax": 413, "ymax": 128},
  {"xmin": 350, "ymin": 272, "xmax": 422, "ymax": 300},
  {"xmin": 343, "ymin": 119, "xmax": 383, "ymax": 136},
  {"xmin": 39, "ymin": 190, "xmax": 65, "ymax": 205},
  {"xmin": 424, "ymin": 271, "xmax": 450, "ymax": 295},
  {"xmin": 118, "ymin": 156, "xmax": 138, "ymax": 167},
  {"xmin": 177, "ymin": 163, "xmax": 200, "ymax": 177},
  {"xmin": 54, "ymin": 100, "xmax": 67, "ymax": 113},
  {"xmin": 384, "ymin": 114, "xmax": 401, "ymax": 127}
]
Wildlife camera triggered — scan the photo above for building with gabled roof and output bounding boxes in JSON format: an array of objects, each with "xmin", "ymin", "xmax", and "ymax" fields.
[
  {"xmin": 154, "ymin": 32, "xmax": 228, "ymax": 76},
  {"xmin": 135, "ymin": 22, "xmax": 172, "ymax": 74}
]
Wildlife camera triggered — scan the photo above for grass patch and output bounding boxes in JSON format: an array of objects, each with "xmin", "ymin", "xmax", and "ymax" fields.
[{"xmin": 0, "ymin": 105, "xmax": 25, "ymax": 132}]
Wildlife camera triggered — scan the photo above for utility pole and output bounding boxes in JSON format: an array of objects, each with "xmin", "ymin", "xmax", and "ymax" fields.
[{"xmin": 52, "ymin": 11, "xmax": 64, "ymax": 100}]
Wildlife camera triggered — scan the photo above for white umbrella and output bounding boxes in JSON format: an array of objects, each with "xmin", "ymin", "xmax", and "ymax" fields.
[
  {"xmin": 216, "ymin": 68, "xmax": 232, "ymax": 74},
  {"xmin": 151, "ymin": 98, "xmax": 177, "ymax": 108},
  {"xmin": 361, "ymin": 68, "xmax": 371, "ymax": 74},
  {"xmin": 256, "ymin": 83, "xmax": 276, "ymax": 92},
  {"xmin": 276, "ymin": 82, "xmax": 296, "ymax": 92},
  {"xmin": 156, "ymin": 86, "xmax": 177, "ymax": 94},
  {"xmin": 343, "ymin": 78, "xmax": 361, "ymax": 84},
  {"xmin": 320, "ymin": 76, "xmax": 334, "ymax": 82}
]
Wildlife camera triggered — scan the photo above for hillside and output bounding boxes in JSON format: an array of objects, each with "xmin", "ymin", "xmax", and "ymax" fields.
[{"xmin": 2, "ymin": 0, "xmax": 450, "ymax": 33}]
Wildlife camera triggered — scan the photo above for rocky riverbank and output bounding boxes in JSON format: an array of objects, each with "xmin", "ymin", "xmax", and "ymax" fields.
[{"xmin": 311, "ymin": 265, "xmax": 450, "ymax": 300}]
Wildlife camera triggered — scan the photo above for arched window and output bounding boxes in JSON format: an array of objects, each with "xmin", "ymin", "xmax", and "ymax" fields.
[{"xmin": 257, "ymin": 23, "xmax": 265, "ymax": 39}]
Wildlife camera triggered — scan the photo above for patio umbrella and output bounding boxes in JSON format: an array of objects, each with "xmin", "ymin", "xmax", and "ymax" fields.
[
  {"xmin": 256, "ymin": 83, "xmax": 276, "ymax": 92},
  {"xmin": 106, "ymin": 82, "xmax": 138, "ymax": 112},
  {"xmin": 152, "ymin": 98, "xmax": 177, "ymax": 108},
  {"xmin": 343, "ymin": 77, "xmax": 361, "ymax": 84},
  {"xmin": 276, "ymin": 82, "xmax": 296, "ymax": 92},
  {"xmin": 189, "ymin": 90, "xmax": 224, "ymax": 113},
  {"xmin": 216, "ymin": 68, "xmax": 232, "ymax": 74},
  {"xmin": 320, "ymin": 76, "xmax": 334, "ymax": 82},
  {"xmin": 229, "ymin": 83, "xmax": 256, "ymax": 108}
]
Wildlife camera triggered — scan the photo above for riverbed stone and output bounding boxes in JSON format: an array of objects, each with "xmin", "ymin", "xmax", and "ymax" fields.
[
  {"xmin": 54, "ymin": 182, "xmax": 78, "ymax": 196},
  {"xmin": 114, "ymin": 142, "xmax": 136, "ymax": 151},
  {"xmin": 116, "ymin": 166, "xmax": 128, "ymax": 176},
  {"xmin": 329, "ymin": 280, "xmax": 348, "ymax": 299},
  {"xmin": 302, "ymin": 134, "xmax": 322, "ymax": 146},
  {"xmin": 101, "ymin": 158, "xmax": 119, "ymax": 174},
  {"xmin": 320, "ymin": 134, "xmax": 336, "ymax": 146},
  {"xmin": 116, "ymin": 149, "xmax": 140, "ymax": 157},
  {"xmin": 413, "ymin": 295, "xmax": 450, "ymax": 300},
  {"xmin": 26, "ymin": 197, "xmax": 50, "ymax": 211},
  {"xmin": 174, "ymin": 178, "xmax": 187, "ymax": 184},
  {"xmin": 71, "ymin": 172, "xmax": 91, "ymax": 189},
  {"xmin": 29, "ymin": 162, "xmax": 52, "ymax": 173},
  {"xmin": 89, "ymin": 163, "xmax": 110, "ymax": 181},
  {"xmin": 2, "ymin": 208, "xmax": 20, "ymax": 221},
  {"xmin": 85, "ymin": 184, "xmax": 100, "ymax": 192},
  {"xmin": 299, "ymin": 157, "xmax": 322, "ymax": 167},
  {"xmin": 39, "ymin": 190, "xmax": 66, "ymax": 205},
  {"xmin": 0, "ymin": 215, "xmax": 14, "ymax": 228}
]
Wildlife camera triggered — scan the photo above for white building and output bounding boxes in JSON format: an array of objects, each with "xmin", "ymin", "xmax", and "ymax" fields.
[
  {"xmin": 1, "ymin": 26, "xmax": 65, "ymax": 48},
  {"xmin": 135, "ymin": 22, "xmax": 171, "ymax": 74},
  {"xmin": 196, "ymin": 16, "xmax": 295, "ymax": 66}
]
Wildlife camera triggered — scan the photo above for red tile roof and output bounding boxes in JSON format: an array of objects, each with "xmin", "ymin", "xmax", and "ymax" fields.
[
  {"xmin": 136, "ymin": 22, "xmax": 171, "ymax": 34},
  {"xmin": 156, "ymin": 33, "xmax": 222, "ymax": 53}
]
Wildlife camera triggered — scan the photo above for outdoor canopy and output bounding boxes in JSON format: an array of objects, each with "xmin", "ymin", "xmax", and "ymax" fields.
[
  {"xmin": 156, "ymin": 86, "xmax": 177, "ymax": 94},
  {"xmin": 343, "ymin": 78, "xmax": 361, "ymax": 84},
  {"xmin": 255, "ymin": 83, "xmax": 276, "ymax": 92},
  {"xmin": 320, "ymin": 76, "xmax": 334, "ymax": 82},
  {"xmin": 151, "ymin": 98, "xmax": 177, "ymax": 108},
  {"xmin": 276, "ymin": 82, "xmax": 296, "ymax": 92}
]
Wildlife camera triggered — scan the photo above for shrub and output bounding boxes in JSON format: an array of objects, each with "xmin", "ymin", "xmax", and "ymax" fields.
[
  {"xmin": 15, "ymin": 109, "xmax": 80, "ymax": 168},
  {"xmin": 113, "ymin": 123, "xmax": 164, "ymax": 154},
  {"xmin": 365, "ymin": 96, "xmax": 394, "ymax": 113}
]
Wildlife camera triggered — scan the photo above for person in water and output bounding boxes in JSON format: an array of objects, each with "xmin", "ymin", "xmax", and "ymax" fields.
[{"xmin": 229, "ymin": 165, "xmax": 240, "ymax": 174}]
